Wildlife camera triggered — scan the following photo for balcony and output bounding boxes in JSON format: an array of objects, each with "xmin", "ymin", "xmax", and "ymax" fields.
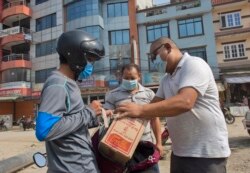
[
  {"xmin": 212, "ymin": 0, "xmax": 248, "ymax": 6},
  {"xmin": 145, "ymin": 8, "xmax": 167, "ymax": 17},
  {"xmin": 215, "ymin": 27, "xmax": 250, "ymax": 38},
  {"xmin": 176, "ymin": 0, "xmax": 201, "ymax": 11},
  {"xmin": 2, "ymin": 0, "xmax": 32, "ymax": 26},
  {"xmin": 1, "ymin": 54, "xmax": 31, "ymax": 71},
  {"xmin": 0, "ymin": 27, "xmax": 32, "ymax": 48},
  {"xmin": 137, "ymin": 0, "xmax": 210, "ymax": 25}
]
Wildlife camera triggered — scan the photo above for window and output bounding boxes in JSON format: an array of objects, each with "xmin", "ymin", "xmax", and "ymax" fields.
[
  {"xmin": 221, "ymin": 12, "xmax": 241, "ymax": 28},
  {"xmin": 148, "ymin": 56, "xmax": 166, "ymax": 72},
  {"xmin": 36, "ymin": 40, "xmax": 57, "ymax": 57},
  {"xmin": 178, "ymin": 17, "xmax": 203, "ymax": 38},
  {"xmin": 1, "ymin": 68, "xmax": 30, "ymax": 83},
  {"xmin": 107, "ymin": 2, "xmax": 128, "ymax": 17},
  {"xmin": 35, "ymin": 68, "xmax": 56, "ymax": 83},
  {"xmin": 36, "ymin": 0, "xmax": 48, "ymax": 5},
  {"xmin": 109, "ymin": 30, "xmax": 130, "ymax": 45},
  {"xmin": 147, "ymin": 23, "xmax": 169, "ymax": 42},
  {"xmin": 223, "ymin": 43, "xmax": 245, "ymax": 60},
  {"xmin": 148, "ymin": 59, "xmax": 159, "ymax": 72},
  {"xmin": 110, "ymin": 58, "xmax": 131, "ymax": 73},
  {"xmin": 66, "ymin": 0, "xmax": 100, "ymax": 21},
  {"xmin": 78, "ymin": 25, "xmax": 102, "ymax": 39},
  {"xmin": 182, "ymin": 47, "xmax": 207, "ymax": 61},
  {"xmin": 36, "ymin": 13, "xmax": 56, "ymax": 31}
]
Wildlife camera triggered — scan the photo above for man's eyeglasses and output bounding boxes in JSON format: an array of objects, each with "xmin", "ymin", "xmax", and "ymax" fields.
[{"xmin": 148, "ymin": 44, "xmax": 164, "ymax": 62}]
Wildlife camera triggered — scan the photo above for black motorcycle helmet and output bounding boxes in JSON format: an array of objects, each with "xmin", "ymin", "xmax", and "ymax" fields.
[{"xmin": 57, "ymin": 30, "xmax": 105, "ymax": 79}]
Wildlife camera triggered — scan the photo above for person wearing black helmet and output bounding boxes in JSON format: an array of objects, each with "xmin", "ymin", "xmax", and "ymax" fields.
[{"xmin": 35, "ymin": 30, "xmax": 106, "ymax": 173}]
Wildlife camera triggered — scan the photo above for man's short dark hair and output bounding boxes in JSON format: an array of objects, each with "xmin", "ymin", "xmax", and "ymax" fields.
[{"xmin": 121, "ymin": 63, "xmax": 140, "ymax": 74}]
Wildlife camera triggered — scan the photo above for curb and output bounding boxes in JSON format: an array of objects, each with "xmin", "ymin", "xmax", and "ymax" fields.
[{"xmin": 0, "ymin": 147, "xmax": 45, "ymax": 173}]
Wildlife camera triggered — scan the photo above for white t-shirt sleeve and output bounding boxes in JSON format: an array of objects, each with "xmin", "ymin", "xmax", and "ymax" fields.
[
  {"xmin": 148, "ymin": 89, "xmax": 155, "ymax": 101},
  {"xmin": 103, "ymin": 92, "xmax": 116, "ymax": 110},
  {"xmin": 156, "ymin": 76, "xmax": 166, "ymax": 99},
  {"xmin": 178, "ymin": 58, "xmax": 210, "ymax": 96}
]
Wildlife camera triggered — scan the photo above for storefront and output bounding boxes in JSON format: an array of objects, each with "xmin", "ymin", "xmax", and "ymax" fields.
[
  {"xmin": 141, "ymin": 71, "xmax": 165, "ymax": 93},
  {"xmin": 78, "ymin": 74, "xmax": 109, "ymax": 104},
  {"xmin": 222, "ymin": 75, "xmax": 250, "ymax": 116}
]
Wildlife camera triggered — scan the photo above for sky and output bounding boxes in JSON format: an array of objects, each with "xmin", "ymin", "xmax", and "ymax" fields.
[{"xmin": 153, "ymin": 0, "xmax": 171, "ymax": 5}]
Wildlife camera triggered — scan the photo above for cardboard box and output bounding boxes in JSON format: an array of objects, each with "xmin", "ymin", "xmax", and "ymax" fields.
[{"xmin": 98, "ymin": 117, "xmax": 148, "ymax": 166}]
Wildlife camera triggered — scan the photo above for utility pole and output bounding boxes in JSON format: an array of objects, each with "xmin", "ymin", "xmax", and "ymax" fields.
[{"xmin": 116, "ymin": 51, "xmax": 123, "ymax": 84}]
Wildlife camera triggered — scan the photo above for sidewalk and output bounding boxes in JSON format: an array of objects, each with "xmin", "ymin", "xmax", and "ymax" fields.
[{"xmin": 1, "ymin": 126, "xmax": 171, "ymax": 173}]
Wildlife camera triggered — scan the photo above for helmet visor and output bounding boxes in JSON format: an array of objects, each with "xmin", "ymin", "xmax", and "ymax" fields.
[{"xmin": 81, "ymin": 39, "xmax": 105, "ymax": 61}]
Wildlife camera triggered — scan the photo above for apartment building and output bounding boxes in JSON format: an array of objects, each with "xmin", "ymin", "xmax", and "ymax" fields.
[
  {"xmin": 0, "ymin": 0, "xmax": 33, "ymax": 124},
  {"xmin": 212, "ymin": 0, "xmax": 250, "ymax": 105},
  {"xmin": 0, "ymin": 0, "xmax": 218, "ymax": 122},
  {"xmin": 136, "ymin": 0, "xmax": 219, "ymax": 91},
  {"xmin": 0, "ymin": 0, "xmax": 152, "ymax": 122}
]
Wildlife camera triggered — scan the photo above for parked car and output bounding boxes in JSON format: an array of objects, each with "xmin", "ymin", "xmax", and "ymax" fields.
[{"xmin": 242, "ymin": 110, "xmax": 250, "ymax": 135}]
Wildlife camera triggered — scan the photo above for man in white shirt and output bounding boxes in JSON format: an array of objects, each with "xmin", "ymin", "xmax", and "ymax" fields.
[{"xmin": 116, "ymin": 37, "xmax": 231, "ymax": 173}]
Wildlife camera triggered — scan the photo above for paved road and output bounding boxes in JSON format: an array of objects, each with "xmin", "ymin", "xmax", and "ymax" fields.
[
  {"xmin": 15, "ymin": 126, "xmax": 171, "ymax": 173},
  {"xmin": 2, "ymin": 117, "xmax": 249, "ymax": 173}
]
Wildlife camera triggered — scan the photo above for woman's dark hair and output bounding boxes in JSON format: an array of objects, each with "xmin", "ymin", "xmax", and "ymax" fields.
[{"xmin": 121, "ymin": 63, "xmax": 140, "ymax": 74}]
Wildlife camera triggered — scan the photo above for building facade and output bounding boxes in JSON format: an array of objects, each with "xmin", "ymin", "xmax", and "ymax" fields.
[
  {"xmin": 0, "ymin": 0, "xmax": 219, "ymax": 122},
  {"xmin": 0, "ymin": 0, "xmax": 33, "ymax": 123},
  {"xmin": 212, "ymin": 0, "xmax": 250, "ymax": 106},
  {"xmin": 0, "ymin": 0, "xmax": 152, "ymax": 121},
  {"xmin": 137, "ymin": 0, "xmax": 218, "ymax": 90}
]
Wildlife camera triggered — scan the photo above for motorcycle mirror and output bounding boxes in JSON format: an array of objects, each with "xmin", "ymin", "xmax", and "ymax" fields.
[{"xmin": 33, "ymin": 152, "xmax": 47, "ymax": 168}]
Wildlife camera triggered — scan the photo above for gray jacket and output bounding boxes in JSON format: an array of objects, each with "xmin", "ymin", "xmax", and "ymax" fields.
[{"xmin": 36, "ymin": 71, "xmax": 100, "ymax": 173}]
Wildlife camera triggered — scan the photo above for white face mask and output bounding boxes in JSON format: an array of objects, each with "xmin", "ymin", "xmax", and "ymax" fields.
[{"xmin": 153, "ymin": 57, "xmax": 167, "ymax": 73}]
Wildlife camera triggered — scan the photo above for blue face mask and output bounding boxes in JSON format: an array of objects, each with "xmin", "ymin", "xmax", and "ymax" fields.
[
  {"xmin": 121, "ymin": 79, "xmax": 138, "ymax": 91},
  {"xmin": 78, "ymin": 63, "xmax": 93, "ymax": 80},
  {"xmin": 153, "ymin": 57, "xmax": 167, "ymax": 73}
]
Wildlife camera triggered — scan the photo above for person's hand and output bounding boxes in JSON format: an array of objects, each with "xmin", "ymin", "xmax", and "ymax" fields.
[
  {"xmin": 105, "ymin": 109, "xmax": 114, "ymax": 117},
  {"xmin": 156, "ymin": 143, "xmax": 165, "ymax": 159},
  {"xmin": 115, "ymin": 103, "xmax": 143, "ymax": 119},
  {"xmin": 89, "ymin": 100, "xmax": 102, "ymax": 116}
]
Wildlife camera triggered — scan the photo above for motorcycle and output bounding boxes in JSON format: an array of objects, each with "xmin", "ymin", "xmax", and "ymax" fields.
[
  {"xmin": 20, "ymin": 117, "xmax": 36, "ymax": 131},
  {"xmin": 33, "ymin": 110, "xmax": 160, "ymax": 173},
  {"xmin": 0, "ymin": 119, "xmax": 8, "ymax": 131},
  {"xmin": 242, "ymin": 110, "xmax": 250, "ymax": 136},
  {"xmin": 161, "ymin": 122, "xmax": 169, "ymax": 145},
  {"xmin": 222, "ymin": 107, "xmax": 235, "ymax": 124}
]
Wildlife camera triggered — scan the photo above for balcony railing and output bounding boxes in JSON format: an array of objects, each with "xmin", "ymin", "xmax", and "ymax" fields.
[
  {"xmin": 20, "ymin": 27, "xmax": 31, "ymax": 35},
  {"xmin": 212, "ymin": 0, "xmax": 242, "ymax": 5},
  {"xmin": 0, "ymin": 26, "xmax": 31, "ymax": 38},
  {"xmin": 176, "ymin": 0, "xmax": 201, "ymax": 11},
  {"xmin": 146, "ymin": 8, "xmax": 167, "ymax": 17},
  {"xmin": 3, "ymin": 0, "xmax": 29, "ymax": 9},
  {"xmin": 2, "ymin": 54, "xmax": 30, "ymax": 62}
]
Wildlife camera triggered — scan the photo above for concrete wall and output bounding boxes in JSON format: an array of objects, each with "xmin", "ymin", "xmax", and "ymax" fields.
[{"xmin": 212, "ymin": 0, "xmax": 250, "ymax": 71}]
